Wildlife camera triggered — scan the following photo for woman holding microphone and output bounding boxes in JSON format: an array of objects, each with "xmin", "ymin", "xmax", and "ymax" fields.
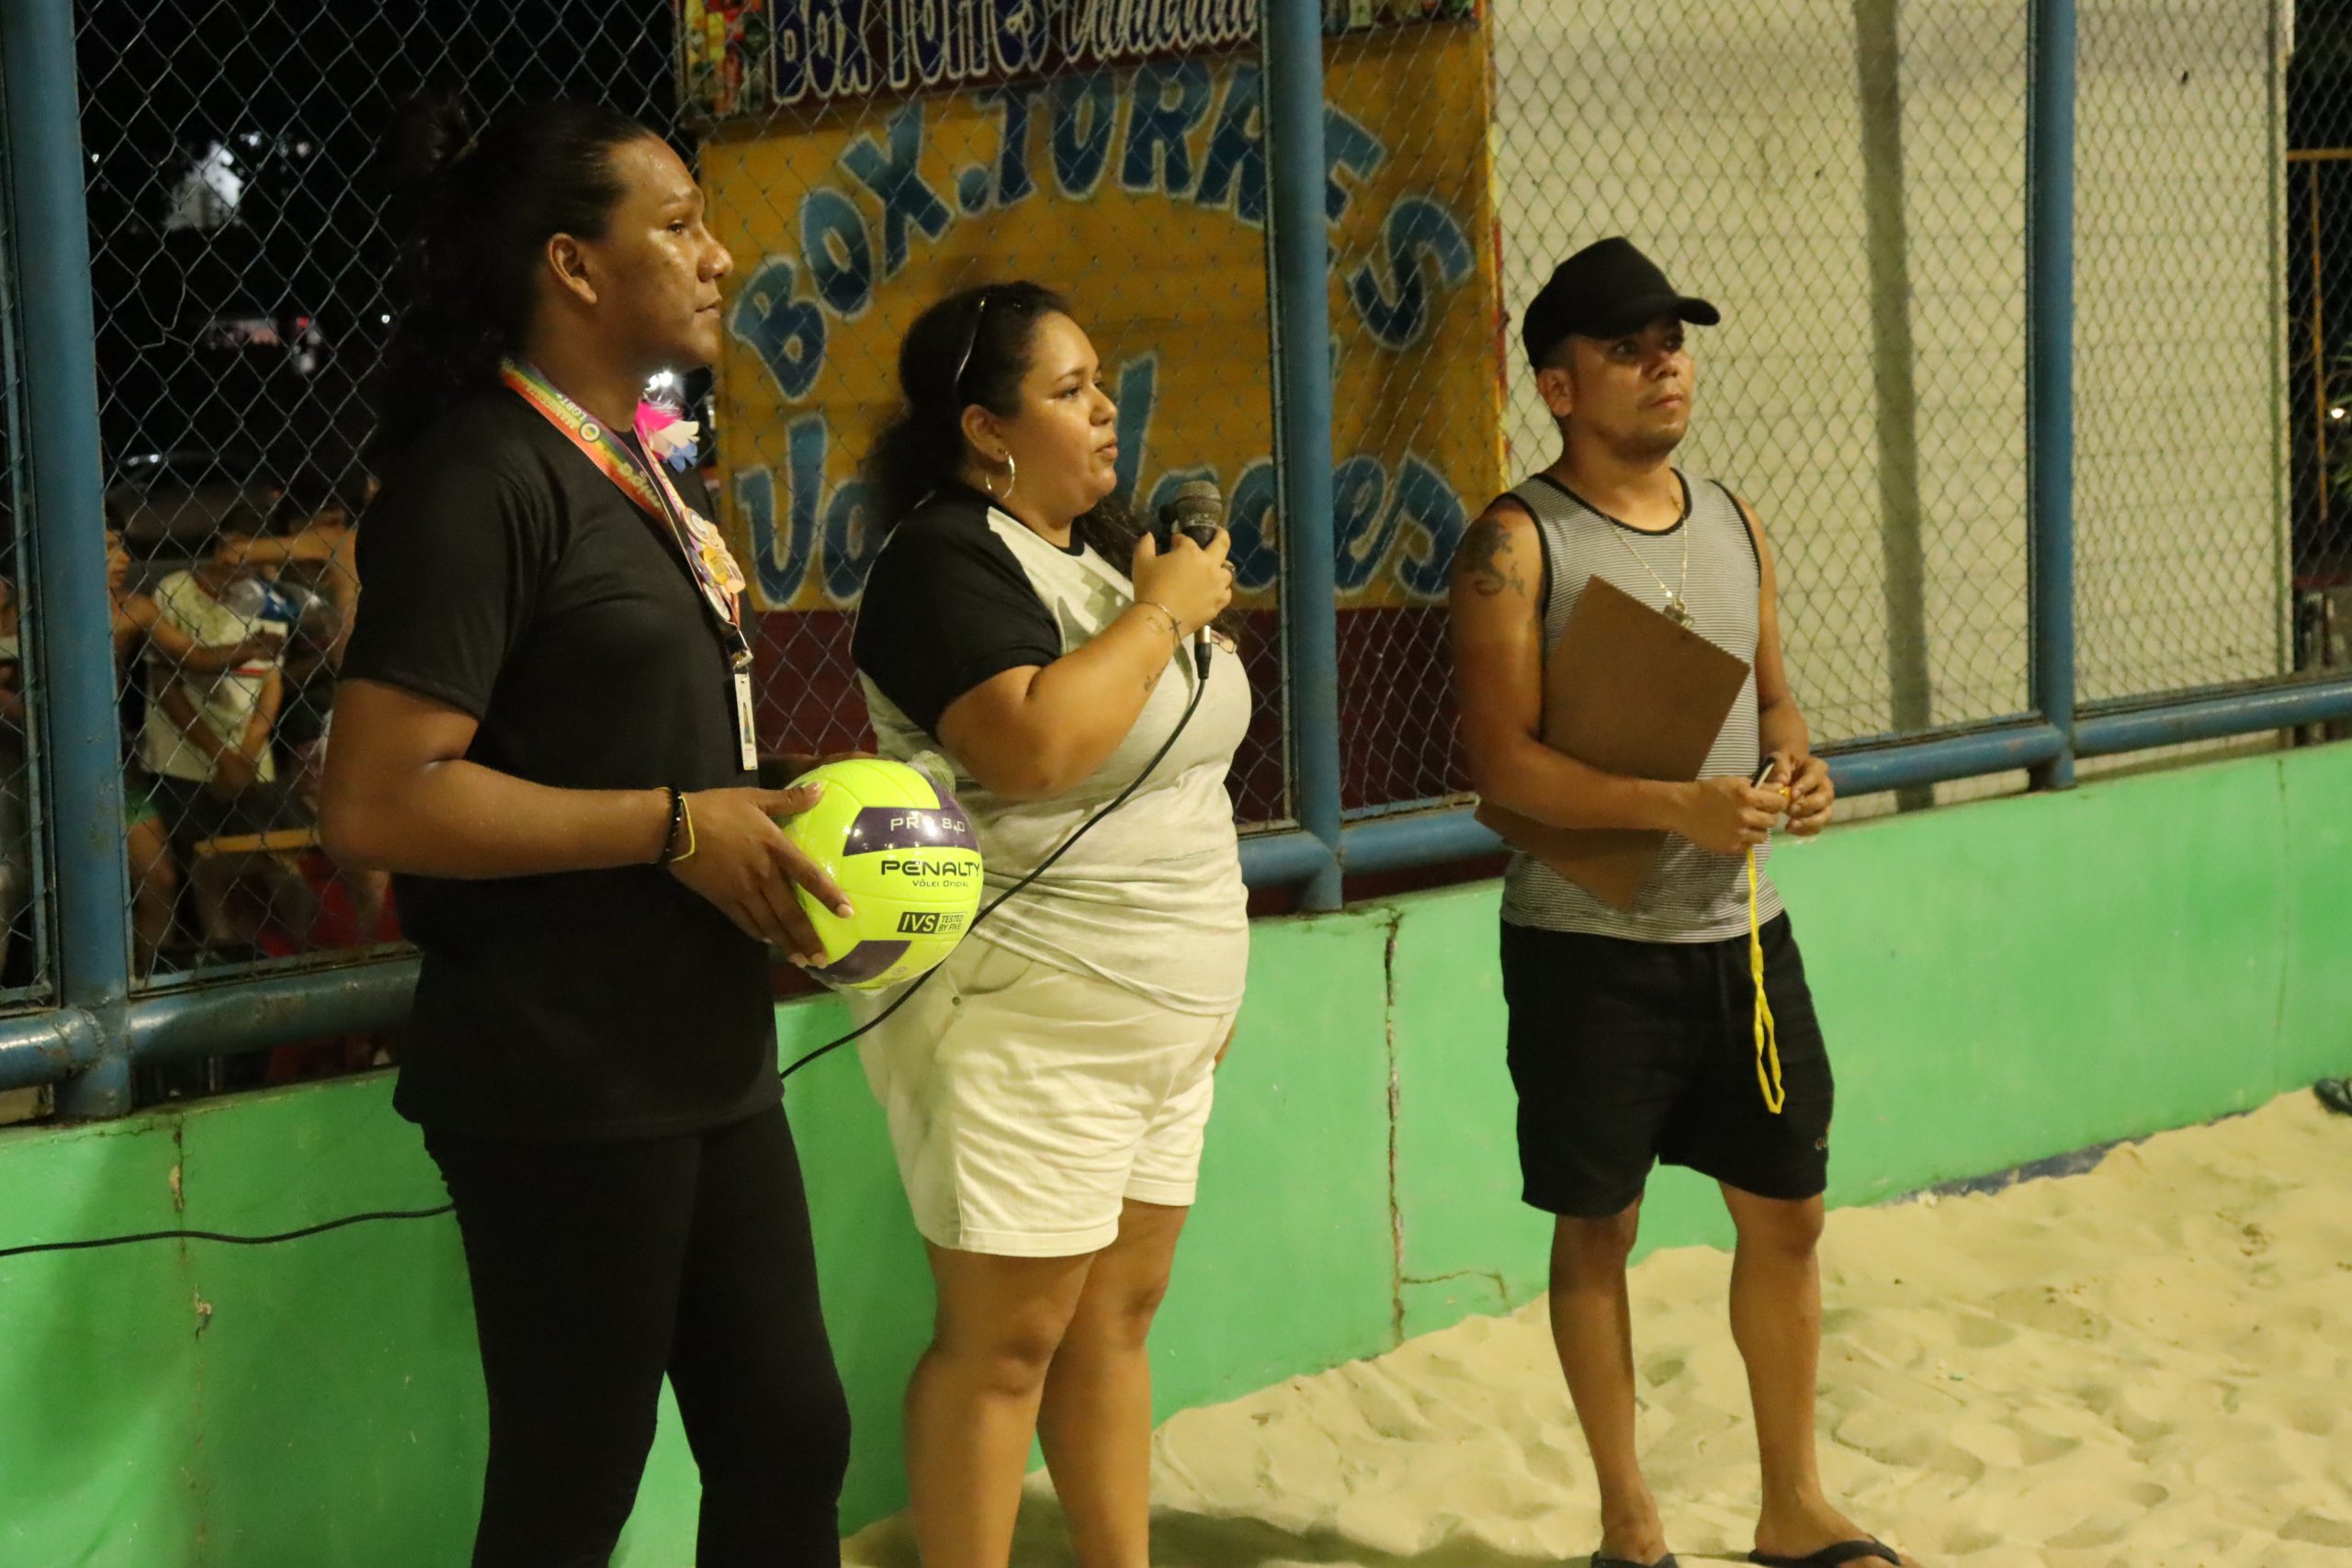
[{"xmin": 852, "ymin": 281, "xmax": 1250, "ymax": 1568}]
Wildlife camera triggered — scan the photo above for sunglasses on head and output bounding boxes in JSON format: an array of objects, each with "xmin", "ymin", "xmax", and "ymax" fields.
[{"xmin": 950, "ymin": 287, "xmax": 994, "ymax": 409}]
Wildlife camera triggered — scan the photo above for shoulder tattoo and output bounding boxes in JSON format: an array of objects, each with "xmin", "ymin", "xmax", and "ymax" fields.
[{"xmin": 1454, "ymin": 515, "xmax": 1526, "ymax": 599}]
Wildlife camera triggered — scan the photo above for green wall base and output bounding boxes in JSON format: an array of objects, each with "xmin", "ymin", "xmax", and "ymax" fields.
[{"xmin": 2, "ymin": 744, "xmax": 2346, "ymax": 1563}]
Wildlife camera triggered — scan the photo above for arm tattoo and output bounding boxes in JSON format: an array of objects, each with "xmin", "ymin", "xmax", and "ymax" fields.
[{"xmin": 1454, "ymin": 516, "xmax": 1525, "ymax": 598}]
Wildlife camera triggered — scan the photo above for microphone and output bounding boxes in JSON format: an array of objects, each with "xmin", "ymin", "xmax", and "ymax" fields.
[{"xmin": 1154, "ymin": 479, "xmax": 1225, "ymax": 681}]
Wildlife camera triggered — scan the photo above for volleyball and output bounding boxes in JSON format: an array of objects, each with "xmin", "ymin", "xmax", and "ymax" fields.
[{"xmin": 776, "ymin": 758, "xmax": 985, "ymax": 990}]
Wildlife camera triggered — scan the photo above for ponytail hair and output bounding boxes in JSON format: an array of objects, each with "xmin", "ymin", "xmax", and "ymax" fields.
[
  {"xmin": 860, "ymin": 281, "xmax": 1068, "ymax": 532},
  {"xmin": 368, "ymin": 94, "xmax": 656, "ymax": 466}
]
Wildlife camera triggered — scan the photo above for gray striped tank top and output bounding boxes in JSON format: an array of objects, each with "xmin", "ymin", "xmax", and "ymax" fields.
[{"xmin": 1498, "ymin": 470, "xmax": 1783, "ymax": 942}]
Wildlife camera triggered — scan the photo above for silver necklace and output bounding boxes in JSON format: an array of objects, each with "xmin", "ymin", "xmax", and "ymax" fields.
[{"xmin": 1611, "ymin": 523, "xmax": 1692, "ymax": 626}]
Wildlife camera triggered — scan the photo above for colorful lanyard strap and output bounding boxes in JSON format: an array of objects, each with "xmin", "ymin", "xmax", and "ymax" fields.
[
  {"xmin": 499, "ymin": 357, "xmax": 750, "ymax": 663},
  {"xmin": 1748, "ymin": 846, "xmax": 1784, "ymax": 1114}
]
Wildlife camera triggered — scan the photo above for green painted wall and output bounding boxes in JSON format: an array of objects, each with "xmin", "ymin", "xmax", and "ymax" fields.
[
  {"xmin": 1386, "ymin": 744, "xmax": 2352, "ymax": 1335},
  {"xmin": 3, "ymin": 744, "xmax": 2347, "ymax": 1565}
]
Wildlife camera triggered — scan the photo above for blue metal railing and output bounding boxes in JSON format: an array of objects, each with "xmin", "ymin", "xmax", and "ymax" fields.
[
  {"xmin": 1, "ymin": 0, "xmax": 2341, "ymax": 1111},
  {"xmin": 4, "ymin": 0, "xmax": 134, "ymax": 1116},
  {"xmin": 1261, "ymin": 0, "xmax": 1345, "ymax": 915},
  {"xmin": 2026, "ymin": 0, "xmax": 2078, "ymax": 794}
]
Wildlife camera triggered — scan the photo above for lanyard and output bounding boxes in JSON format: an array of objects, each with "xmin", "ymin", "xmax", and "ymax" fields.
[
  {"xmin": 1748, "ymin": 848, "xmax": 1783, "ymax": 1114},
  {"xmin": 499, "ymin": 357, "xmax": 752, "ymax": 670}
]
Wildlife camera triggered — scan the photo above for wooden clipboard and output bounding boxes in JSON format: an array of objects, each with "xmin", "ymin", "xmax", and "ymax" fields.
[{"xmin": 1476, "ymin": 574, "xmax": 1750, "ymax": 909}]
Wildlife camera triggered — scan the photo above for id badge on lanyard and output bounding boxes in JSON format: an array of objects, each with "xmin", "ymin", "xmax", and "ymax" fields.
[
  {"xmin": 501, "ymin": 358, "xmax": 761, "ymax": 774},
  {"xmin": 732, "ymin": 665, "xmax": 758, "ymax": 773}
]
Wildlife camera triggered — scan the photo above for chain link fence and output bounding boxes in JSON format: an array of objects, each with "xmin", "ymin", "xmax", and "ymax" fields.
[
  {"xmin": 690, "ymin": 18, "xmax": 1296, "ymax": 830},
  {"xmin": 1316, "ymin": 3, "xmax": 1487, "ymax": 818},
  {"xmin": 0, "ymin": 96, "xmax": 55, "ymax": 1010},
  {"xmin": 6, "ymin": 0, "xmax": 2310, "ymax": 1071},
  {"xmin": 2287, "ymin": 4, "xmax": 2352, "ymax": 696},
  {"xmin": 77, "ymin": 0, "xmax": 680, "ymax": 994},
  {"xmin": 2076, "ymin": 0, "xmax": 2288, "ymax": 706},
  {"xmin": 71, "ymin": 0, "xmax": 1332, "ymax": 1015},
  {"xmin": 1491, "ymin": 0, "xmax": 2034, "ymax": 754}
]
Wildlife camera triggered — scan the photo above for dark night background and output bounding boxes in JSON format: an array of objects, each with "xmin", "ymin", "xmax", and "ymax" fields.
[
  {"xmin": 2289, "ymin": 0, "xmax": 2352, "ymax": 586},
  {"xmin": 76, "ymin": 0, "xmax": 679, "ymax": 495}
]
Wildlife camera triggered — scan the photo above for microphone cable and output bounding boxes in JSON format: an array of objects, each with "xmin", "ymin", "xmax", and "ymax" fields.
[
  {"xmin": 774, "ymin": 651, "xmax": 1210, "ymax": 1080},
  {"xmin": 0, "ymin": 646, "xmax": 1217, "ymax": 1258}
]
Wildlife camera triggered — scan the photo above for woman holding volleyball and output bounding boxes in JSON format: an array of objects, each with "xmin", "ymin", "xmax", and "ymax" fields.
[
  {"xmin": 851, "ymin": 281, "xmax": 1250, "ymax": 1568},
  {"xmin": 321, "ymin": 96, "xmax": 851, "ymax": 1565}
]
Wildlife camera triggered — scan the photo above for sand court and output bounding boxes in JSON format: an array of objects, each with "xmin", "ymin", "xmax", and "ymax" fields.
[{"xmin": 846, "ymin": 1089, "xmax": 2352, "ymax": 1568}]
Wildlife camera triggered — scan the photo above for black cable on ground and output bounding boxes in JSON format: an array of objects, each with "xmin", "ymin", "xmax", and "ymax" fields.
[
  {"xmin": 0, "ymin": 1203, "xmax": 457, "ymax": 1260},
  {"xmin": 2, "ymin": 665, "xmax": 1215, "ymax": 1258}
]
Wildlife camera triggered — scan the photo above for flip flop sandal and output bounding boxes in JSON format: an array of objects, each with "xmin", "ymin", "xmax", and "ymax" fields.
[{"xmin": 1748, "ymin": 1540, "xmax": 1900, "ymax": 1567}]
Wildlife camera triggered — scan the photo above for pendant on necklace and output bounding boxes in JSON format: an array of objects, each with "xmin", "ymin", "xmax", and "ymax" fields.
[{"xmin": 1664, "ymin": 595, "xmax": 1693, "ymax": 627}]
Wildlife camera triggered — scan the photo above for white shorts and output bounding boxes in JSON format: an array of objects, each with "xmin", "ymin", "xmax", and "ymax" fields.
[{"xmin": 855, "ymin": 937, "xmax": 1236, "ymax": 1258}]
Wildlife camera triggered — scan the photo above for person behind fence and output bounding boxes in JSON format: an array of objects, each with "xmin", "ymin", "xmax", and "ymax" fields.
[
  {"xmin": 221, "ymin": 464, "xmax": 373, "ymax": 713},
  {"xmin": 1445, "ymin": 238, "xmax": 1917, "ymax": 1568},
  {"xmin": 136, "ymin": 508, "xmax": 321, "ymax": 953},
  {"xmin": 107, "ymin": 525, "xmax": 277, "ymax": 972},
  {"xmin": 225, "ymin": 479, "xmax": 362, "ymax": 758},
  {"xmin": 319, "ymin": 96, "xmax": 851, "ymax": 1566},
  {"xmin": 849, "ymin": 281, "xmax": 1249, "ymax": 1568},
  {"xmin": 215, "ymin": 481, "xmax": 393, "ymax": 942}
]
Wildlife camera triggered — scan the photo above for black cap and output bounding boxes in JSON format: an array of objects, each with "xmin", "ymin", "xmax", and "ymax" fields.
[{"xmin": 1521, "ymin": 238, "xmax": 1720, "ymax": 369}]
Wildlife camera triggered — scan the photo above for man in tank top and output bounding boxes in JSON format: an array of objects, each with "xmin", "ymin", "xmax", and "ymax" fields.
[{"xmin": 1447, "ymin": 239, "xmax": 1915, "ymax": 1568}]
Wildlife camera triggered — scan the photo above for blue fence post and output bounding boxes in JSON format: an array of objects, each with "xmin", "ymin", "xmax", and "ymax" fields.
[
  {"xmin": 2, "ymin": 0, "xmax": 136, "ymax": 1115},
  {"xmin": 2026, "ymin": 0, "xmax": 2077, "ymax": 790},
  {"xmin": 1261, "ymin": 0, "xmax": 1345, "ymax": 911}
]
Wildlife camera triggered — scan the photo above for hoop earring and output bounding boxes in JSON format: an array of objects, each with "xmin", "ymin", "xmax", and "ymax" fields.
[{"xmin": 994, "ymin": 450, "xmax": 1017, "ymax": 502}]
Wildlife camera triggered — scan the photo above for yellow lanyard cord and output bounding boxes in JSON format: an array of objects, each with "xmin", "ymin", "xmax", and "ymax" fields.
[{"xmin": 1747, "ymin": 847, "xmax": 1785, "ymax": 1114}]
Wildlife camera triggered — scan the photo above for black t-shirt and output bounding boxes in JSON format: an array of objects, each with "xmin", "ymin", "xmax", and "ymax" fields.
[
  {"xmin": 343, "ymin": 389, "xmax": 776, "ymax": 1141},
  {"xmin": 851, "ymin": 483, "xmax": 1065, "ymax": 736}
]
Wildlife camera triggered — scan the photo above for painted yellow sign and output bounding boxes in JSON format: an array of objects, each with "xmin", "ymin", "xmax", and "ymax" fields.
[{"xmin": 703, "ymin": 22, "xmax": 1500, "ymax": 612}]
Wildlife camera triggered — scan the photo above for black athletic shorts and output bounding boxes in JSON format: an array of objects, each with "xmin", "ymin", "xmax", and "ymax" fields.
[{"xmin": 1499, "ymin": 914, "xmax": 1834, "ymax": 1218}]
